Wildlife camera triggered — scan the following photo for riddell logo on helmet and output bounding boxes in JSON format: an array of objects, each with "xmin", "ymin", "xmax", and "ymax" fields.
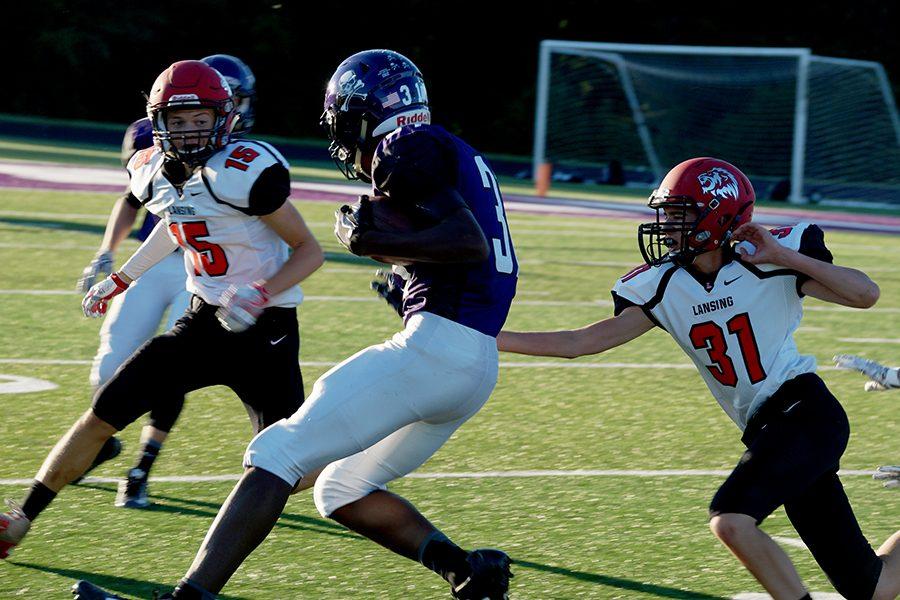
[
  {"xmin": 168, "ymin": 94, "xmax": 200, "ymax": 104},
  {"xmin": 698, "ymin": 167, "xmax": 739, "ymax": 200},
  {"xmin": 396, "ymin": 112, "xmax": 429, "ymax": 127}
]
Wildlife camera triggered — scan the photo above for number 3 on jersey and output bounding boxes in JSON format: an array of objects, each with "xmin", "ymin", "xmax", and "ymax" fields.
[
  {"xmin": 474, "ymin": 156, "xmax": 515, "ymax": 274},
  {"xmin": 169, "ymin": 221, "xmax": 229, "ymax": 277},
  {"xmin": 690, "ymin": 313, "xmax": 766, "ymax": 386}
]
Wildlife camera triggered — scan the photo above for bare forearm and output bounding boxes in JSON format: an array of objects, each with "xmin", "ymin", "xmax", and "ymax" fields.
[
  {"xmin": 783, "ymin": 251, "xmax": 879, "ymax": 307},
  {"xmin": 99, "ymin": 196, "xmax": 140, "ymax": 253},
  {"xmin": 262, "ymin": 240, "xmax": 324, "ymax": 296},
  {"xmin": 497, "ymin": 330, "xmax": 584, "ymax": 358}
]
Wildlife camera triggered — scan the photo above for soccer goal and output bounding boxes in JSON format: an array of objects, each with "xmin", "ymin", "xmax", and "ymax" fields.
[{"xmin": 532, "ymin": 41, "xmax": 900, "ymax": 205}]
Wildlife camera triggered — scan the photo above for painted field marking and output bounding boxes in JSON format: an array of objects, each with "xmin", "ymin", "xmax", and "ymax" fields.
[
  {"xmin": 0, "ymin": 374, "xmax": 57, "ymax": 394},
  {"xmin": 0, "ymin": 469, "xmax": 878, "ymax": 486}
]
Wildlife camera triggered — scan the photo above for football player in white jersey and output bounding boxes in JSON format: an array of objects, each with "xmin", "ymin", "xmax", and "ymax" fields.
[
  {"xmin": 498, "ymin": 158, "xmax": 900, "ymax": 600},
  {"xmin": 73, "ymin": 54, "xmax": 259, "ymax": 509},
  {"xmin": 0, "ymin": 60, "xmax": 323, "ymax": 561}
]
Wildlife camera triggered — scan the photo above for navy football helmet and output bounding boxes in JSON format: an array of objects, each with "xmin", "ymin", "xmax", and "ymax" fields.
[
  {"xmin": 120, "ymin": 117, "xmax": 154, "ymax": 167},
  {"xmin": 320, "ymin": 49, "xmax": 430, "ymax": 181},
  {"xmin": 201, "ymin": 54, "xmax": 257, "ymax": 134}
]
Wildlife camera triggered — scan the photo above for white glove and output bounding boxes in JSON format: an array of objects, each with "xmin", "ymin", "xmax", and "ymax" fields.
[
  {"xmin": 216, "ymin": 282, "xmax": 270, "ymax": 333},
  {"xmin": 82, "ymin": 273, "xmax": 129, "ymax": 318},
  {"xmin": 874, "ymin": 466, "xmax": 900, "ymax": 489},
  {"xmin": 76, "ymin": 251, "xmax": 114, "ymax": 293},
  {"xmin": 833, "ymin": 354, "xmax": 900, "ymax": 391}
]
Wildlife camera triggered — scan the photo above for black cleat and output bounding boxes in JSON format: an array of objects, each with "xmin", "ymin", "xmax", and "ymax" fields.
[
  {"xmin": 115, "ymin": 468, "xmax": 150, "ymax": 509},
  {"xmin": 72, "ymin": 580, "xmax": 171, "ymax": 600},
  {"xmin": 72, "ymin": 580, "xmax": 126, "ymax": 599},
  {"xmin": 73, "ymin": 437, "xmax": 123, "ymax": 485},
  {"xmin": 451, "ymin": 548, "xmax": 513, "ymax": 600}
]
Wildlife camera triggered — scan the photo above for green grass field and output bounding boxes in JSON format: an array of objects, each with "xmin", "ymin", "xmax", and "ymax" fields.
[{"xmin": 0, "ymin": 188, "xmax": 898, "ymax": 599}]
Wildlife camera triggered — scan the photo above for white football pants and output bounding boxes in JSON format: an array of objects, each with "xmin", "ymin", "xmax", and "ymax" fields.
[
  {"xmin": 90, "ymin": 251, "xmax": 191, "ymax": 387},
  {"xmin": 244, "ymin": 312, "xmax": 499, "ymax": 517}
]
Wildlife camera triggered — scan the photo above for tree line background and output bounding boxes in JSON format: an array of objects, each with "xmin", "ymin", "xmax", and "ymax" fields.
[{"xmin": 8, "ymin": 0, "xmax": 898, "ymax": 156}]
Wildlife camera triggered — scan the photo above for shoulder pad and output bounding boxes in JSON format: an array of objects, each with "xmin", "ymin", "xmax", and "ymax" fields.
[
  {"xmin": 612, "ymin": 262, "xmax": 676, "ymax": 306},
  {"xmin": 126, "ymin": 147, "xmax": 164, "ymax": 203},
  {"xmin": 203, "ymin": 140, "xmax": 289, "ymax": 208},
  {"xmin": 373, "ymin": 125, "xmax": 455, "ymax": 199},
  {"xmin": 734, "ymin": 222, "xmax": 813, "ymax": 271}
]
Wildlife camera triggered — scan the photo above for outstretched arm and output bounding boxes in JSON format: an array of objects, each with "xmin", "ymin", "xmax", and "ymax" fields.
[
  {"xmin": 498, "ymin": 305, "xmax": 655, "ymax": 359},
  {"xmin": 733, "ymin": 223, "xmax": 879, "ymax": 308}
]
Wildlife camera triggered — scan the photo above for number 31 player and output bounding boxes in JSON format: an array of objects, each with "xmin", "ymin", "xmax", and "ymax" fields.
[{"xmin": 498, "ymin": 158, "xmax": 900, "ymax": 600}]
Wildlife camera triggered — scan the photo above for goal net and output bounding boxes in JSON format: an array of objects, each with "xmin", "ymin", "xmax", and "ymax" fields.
[{"xmin": 533, "ymin": 41, "xmax": 900, "ymax": 205}]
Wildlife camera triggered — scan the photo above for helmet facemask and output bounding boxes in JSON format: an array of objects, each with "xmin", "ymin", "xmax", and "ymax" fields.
[
  {"xmin": 150, "ymin": 101, "xmax": 234, "ymax": 167},
  {"xmin": 639, "ymin": 194, "xmax": 702, "ymax": 267}
]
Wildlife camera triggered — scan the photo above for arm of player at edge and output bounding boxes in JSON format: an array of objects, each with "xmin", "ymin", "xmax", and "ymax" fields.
[
  {"xmin": 497, "ymin": 305, "xmax": 655, "ymax": 359},
  {"xmin": 258, "ymin": 201, "xmax": 324, "ymax": 295}
]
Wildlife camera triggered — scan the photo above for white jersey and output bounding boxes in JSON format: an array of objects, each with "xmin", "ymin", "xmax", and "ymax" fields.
[
  {"xmin": 613, "ymin": 223, "xmax": 831, "ymax": 430},
  {"xmin": 126, "ymin": 140, "xmax": 303, "ymax": 308}
]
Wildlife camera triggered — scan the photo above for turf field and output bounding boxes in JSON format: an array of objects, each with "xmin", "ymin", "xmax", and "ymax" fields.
[{"xmin": 0, "ymin": 188, "xmax": 898, "ymax": 599}]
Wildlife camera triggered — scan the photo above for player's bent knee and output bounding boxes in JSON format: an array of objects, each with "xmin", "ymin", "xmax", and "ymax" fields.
[
  {"xmin": 243, "ymin": 421, "xmax": 307, "ymax": 488},
  {"xmin": 81, "ymin": 409, "xmax": 119, "ymax": 436},
  {"xmin": 313, "ymin": 466, "xmax": 381, "ymax": 518},
  {"xmin": 709, "ymin": 513, "xmax": 756, "ymax": 547}
]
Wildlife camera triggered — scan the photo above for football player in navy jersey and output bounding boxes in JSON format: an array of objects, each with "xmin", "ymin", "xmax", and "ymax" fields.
[
  {"xmin": 74, "ymin": 55, "xmax": 260, "ymax": 508},
  {"xmin": 497, "ymin": 158, "xmax": 900, "ymax": 599},
  {"xmin": 72, "ymin": 50, "xmax": 516, "ymax": 600}
]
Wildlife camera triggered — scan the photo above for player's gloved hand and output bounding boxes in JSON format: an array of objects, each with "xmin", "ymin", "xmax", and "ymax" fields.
[
  {"xmin": 371, "ymin": 269, "xmax": 404, "ymax": 317},
  {"xmin": 82, "ymin": 273, "xmax": 130, "ymax": 318},
  {"xmin": 216, "ymin": 282, "xmax": 270, "ymax": 333},
  {"xmin": 334, "ymin": 195, "xmax": 373, "ymax": 255},
  {"xmin": 874, "ymin": 466, "xmax": 900, "ymax": 489},
  {"xmin": 833, "ymin": 354, "xmax": 900, "ymax": 391},
  {"xmin": 76, "ymin": 251, "xmax": 114, "ymax": 293}
]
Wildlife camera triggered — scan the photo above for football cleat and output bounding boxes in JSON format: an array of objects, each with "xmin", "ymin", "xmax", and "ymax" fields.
[
  {"xmin": 115, "ymin": 468, "xmax": 150, "ymax": 509},
  {"xmin": 72, "ymin": 580, "xmax": 173, "ymax": 599},
  {"xmin": 71, "ymin": 580, "xmax": 127, "ymax": 599},
  {"xmin": 0, "ymin": 500, "xmax": 32, "ymax": 559},
  {"xmin": 451, "ymin": 549, "xmax": 513, "ymax": 600},
  {"xmin": 73, "ymin": 436, "xmax": 123, "ymax": 485}
]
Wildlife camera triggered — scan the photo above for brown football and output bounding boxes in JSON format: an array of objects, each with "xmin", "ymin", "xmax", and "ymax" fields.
[{"xmin": 367, "ymin": 195, "xmax": 419, "ymax": 233}]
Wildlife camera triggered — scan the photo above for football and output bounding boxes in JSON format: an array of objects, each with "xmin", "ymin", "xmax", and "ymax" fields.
[{"xmin": 366, "ymin": 194, "xmax": 421, "ymax": 233}]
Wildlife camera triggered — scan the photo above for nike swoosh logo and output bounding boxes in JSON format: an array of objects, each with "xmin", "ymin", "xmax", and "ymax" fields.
[
  {"xmin": 270, "ymin": 335, "xmax": 287, "ymax": 346},
  {"xmin": 723, "ymin": 276, "xmax": 743, "ymax": 286},
  {"xmin": 782, "ymin": 400, "xmax": 801, "ymax": 414},
  {"xmin": 189, "ymin": 191, "xmax": 203, "ymax": 196}
]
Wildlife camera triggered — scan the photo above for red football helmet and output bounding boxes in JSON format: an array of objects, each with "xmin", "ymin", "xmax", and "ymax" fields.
[
  {"xmin": 146, "ymin": 60, "xmax": 236, "ymax": 165},
  {"xmin": 638, "ymin": 157, "xmax": 755, "ymax": 266}
]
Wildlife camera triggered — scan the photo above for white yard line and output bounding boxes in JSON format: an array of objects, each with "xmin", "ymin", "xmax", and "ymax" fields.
[
  {"xmin": 2, "ymin": 289, "xmax": 898, "ymax": 315},
  {"xmin": 837, "ymin": 337, "xmax": 900, "ymax": 344},
  {"xmin": 0, "ymin": 469, "xmax": 878, "ymax": 486},
  {"xmin": 0, "ymin": 357, "xmax": 699, "ymax": 370}
]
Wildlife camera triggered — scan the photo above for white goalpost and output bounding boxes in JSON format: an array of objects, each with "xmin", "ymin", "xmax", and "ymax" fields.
[{"xmin": 533, "ymin": 41, "xmax": 900, "ymax": 205}]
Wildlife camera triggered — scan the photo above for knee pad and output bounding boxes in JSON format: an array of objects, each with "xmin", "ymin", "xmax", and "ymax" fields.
[
  {"xmin": 312, "ymin": 464, "xmax": 384, "ymax": 518},
  {"xmin": 243, "ymin": 422, "xmax": 305, "ymax": 488}
]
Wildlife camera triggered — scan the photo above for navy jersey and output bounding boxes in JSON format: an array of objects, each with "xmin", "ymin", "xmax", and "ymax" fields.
[
  {"xmin": 121, "ymin": 118, "xmax": 160, "ymax": 241},
  {"xmin": 371, "ymin": 124, "xmax": 517, "ymax": 337}
]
